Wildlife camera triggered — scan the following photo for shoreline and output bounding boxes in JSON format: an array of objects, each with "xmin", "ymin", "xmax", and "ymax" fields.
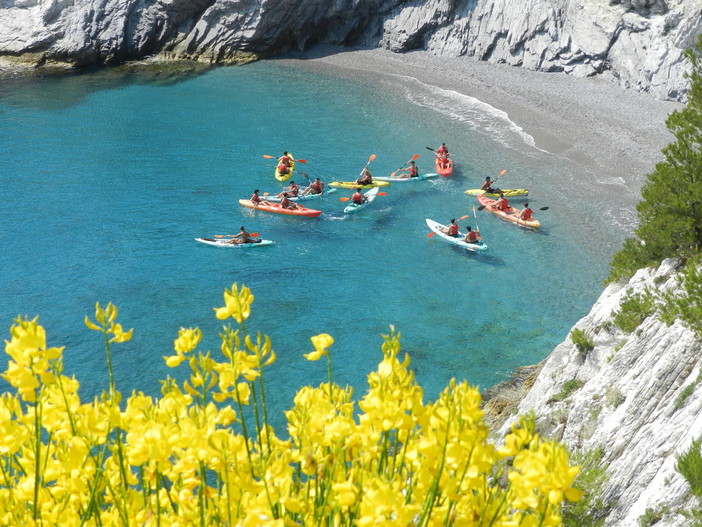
[{"xmin": 270, "ymin": 46, "xmax": 682, "ymax": 210}]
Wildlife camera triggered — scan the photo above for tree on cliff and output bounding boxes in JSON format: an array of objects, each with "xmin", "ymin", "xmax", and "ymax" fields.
[{"xmin": 607, "ymin": 34, "xmax": 702, "ymax": 283}]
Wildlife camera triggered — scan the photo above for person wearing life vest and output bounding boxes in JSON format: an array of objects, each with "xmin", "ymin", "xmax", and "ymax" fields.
[
  {"xmin": 303, "ymin": 177, "xmax": 324, "ymax": 196},
  {"xmin": 398, "ymin": 160, "xmax": 419, "ymax": 179},
  {"xmin": 519, "ymin": 203, "xmax": 534, "ymax": 221},
  {"xmin": 481, "ymin": 176, "xmax": 500, "ymax": 193},
  {"xmin": 351, "ymin": 187, "xmax": 367, "ymax": 205},
  {"xmin": 436, "ymin": 143, "xmax": 448, "ymax": 156},
  {"xmin": 250, "ymin": 189, "xmax": 269, "ymax": 206},
  {"xmin": 464, "ymin": 225, "xmax": 479, "ymax": 244},
  {"xmin": 493, "ymin": 192, "xmax": 510, "ymax": 211},
  {"xmin": 278, "ymin": 152, "xmax": 293, "ymax": 175},
  {"xmin": 279, "ymin": 180, "xmax": 299, "ymax": 197},
  {"xmin": 279, "ymin": 193, "xmax": 298, "ymax": 210},
  {"xmin": 443, "ymin": 219, "xmax": 460, "ymax": 237}
]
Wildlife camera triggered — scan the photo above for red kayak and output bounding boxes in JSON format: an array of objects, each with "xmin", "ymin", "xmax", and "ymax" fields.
[
  {"xmin": 238, "ymin": 199, "xmax": 322, "ymax": 218},
  {"xmin": 435, "ymin": 155, "xmax": 453, "ymax": 177}
]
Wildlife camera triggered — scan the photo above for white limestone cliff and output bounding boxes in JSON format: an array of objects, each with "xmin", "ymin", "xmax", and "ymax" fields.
[
  {"xmin": 497, "ymin": 258, "xmax": 702, "ymax": 526},
  {"xmin": 0, "ymin": 0, "xmax": 701, "ymax": 101}
]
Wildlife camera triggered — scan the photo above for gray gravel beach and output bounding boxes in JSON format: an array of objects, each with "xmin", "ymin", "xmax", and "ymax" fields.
[{"xmin": 272, "ymin": 46, "xmax": 682, "ymax": 211}]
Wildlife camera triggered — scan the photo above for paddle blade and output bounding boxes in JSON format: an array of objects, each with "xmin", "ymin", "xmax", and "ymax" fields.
[
  {"xmin": 411, "ymin": 153, "xmax": 420, "ymax": 160},
  {"xmin": 251, "ymin": 232, "xmax": 259, "ymax": 237},
  {"xmin": 339, "ymin": 197, "xmax": 351, "ymax": 202},
  {"xmin": 377, "ymin": 192, "xmax": 387, "ymax": 196},
  {"xmin": 539, "ymin": 207, "xmax": 550, "ymax": 211},
  {"xmin": 263, "ymin": 154, "xmax": 275, "ymax": 159},
  {"xmin": 427, "ymin": 232, "xmax": 436, "ymax": 238},
  {"xmin": 389, "ymin": 171, "xmax": 397, "ymax": 177},
  {"xmin": 297, "ymin": 159, "xmax": 307, "ymax": 163},
  {"xmin": 368, "ymin": 154, "xmax": 377, "ymax": 163},
  {"xmin": 425, "ymin": 146, "xmax": 435, "ymax": 151},
  {"xmin": 498, "ymin": 169, "xmax": 508, "ymax": 177},
  {"xmin": 458, "ymin": 215, "xmax": 470, "ymax": 220},
  {"xmin": 478, "ymin": 205, "xmax": 487, "ymax": 211}
]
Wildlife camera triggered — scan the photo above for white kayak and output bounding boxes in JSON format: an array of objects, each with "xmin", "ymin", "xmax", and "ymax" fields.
[
  {"xmin": 264, "ymin": 187, "xmax": 338, "ymax": 202},
  {"xmin": 195, "ymin": 237, "xmax": 275, "ymax": 248},
  {"xmin": 425, "ymin": 219, "xmax": 487, "ymax": 252},
  {"xmin": 344, "ymin": 187, "xmax": 380, "ymax": 214},
  {"xmin": 374, "ymin": 172, "xmax": 439, "ymax": 182}
]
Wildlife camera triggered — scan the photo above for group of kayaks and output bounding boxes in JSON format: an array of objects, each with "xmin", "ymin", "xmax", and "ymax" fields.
[{"xmin": 196, "ymin": 149, "xmax": 542, "ymax": 251}]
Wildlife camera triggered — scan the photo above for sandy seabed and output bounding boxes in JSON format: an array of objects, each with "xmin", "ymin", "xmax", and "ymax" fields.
[{"xmin": 271, "ymin": 45, "xmax": 682, "ymax": 211}]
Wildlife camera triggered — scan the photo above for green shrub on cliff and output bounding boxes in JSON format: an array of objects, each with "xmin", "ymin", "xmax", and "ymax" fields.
[{"xmin": 607, "ymin": 35, "xmax": 702, "ymax": 284}]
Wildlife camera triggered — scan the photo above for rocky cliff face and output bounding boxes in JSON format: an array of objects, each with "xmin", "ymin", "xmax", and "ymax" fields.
[
  {"xmin": 496, "ymin": 258, "xmax": 702, "ymax": 526},
  {"xmin": 0, "ymin": 0, "xmax": 700, "ymax": 100}
]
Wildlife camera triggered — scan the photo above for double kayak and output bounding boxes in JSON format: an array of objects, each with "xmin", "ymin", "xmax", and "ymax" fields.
[
  {"xmin": 425, "ymin": 219, "xmax": 487, "ymax": 251},
  {"xmin": 476, "ymin": 195, "xmax": 541, "ymax": 228},
  {"xmin": 274, "ymin": 154, "xmax": 295, "ymax": 182},
  {"xmin": 435, "ymin": 155, "xmax": 453, "ymax": 177},
  {"xmin": 374, "ymin": 172, "xmax": 439, "ymax": 183},
  {"xmin": 465, "ymin": 188, "xmax": 529, "ymax": 198},
  {"xmin": 264, "ymin": 187, "xmax": 337, "ymax": 202},
  {"xmin": 328, "ymin": 180, "xmax": 390, "ymax": 189},
  {"xmin": 238, "ymin": 199, "xmax": 322, "ymax": 218},
  {"xmin": 195, "ymin": 237, "xmax": 275, "ymax": 248},
  {"xmin": 344, "ymin": 187, "xmax": 380, "ymax": 214}
]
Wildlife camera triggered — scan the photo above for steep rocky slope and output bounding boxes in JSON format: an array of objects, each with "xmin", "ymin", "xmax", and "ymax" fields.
[
  {"xmin": 496, "ymin": 258, "xmax": 702, "ymax": 526},
  {"xmin": 0, "ymin": 0, "xmax": 701, "ymax": 100}
]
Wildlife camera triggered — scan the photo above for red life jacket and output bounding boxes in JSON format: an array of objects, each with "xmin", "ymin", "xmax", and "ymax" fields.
[
  {"xmin": 352, "ymin": 193, "xmax": 364, "ymax": 204},
  {"xmin": 251, "ymin": 193, "xmax": 261, "ymax": 203},
  {"xmin": 467, "ymin": 231, "xmax": 478, "ymax": 243},
  {"xmin": 447, "ymin": 224, "xmax": 459, "ymax": 236},
  {"xmin": 521, "ymin": 208, "xmax": 533, "ymax": 220}
]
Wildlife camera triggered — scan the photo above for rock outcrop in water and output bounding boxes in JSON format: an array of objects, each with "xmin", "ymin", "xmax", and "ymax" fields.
[
  {"xmin": 0, "ymin": 0, "xmax": 700, "ymax": 100},
  {"xmin": 494, "ymin": 258, "xmax": 702, "ymax": 526}
]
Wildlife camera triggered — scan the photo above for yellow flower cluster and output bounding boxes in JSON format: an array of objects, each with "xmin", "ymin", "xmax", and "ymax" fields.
[{"xmin": 0, "ymin": 283, "xmax": 581, "ymax": 526}]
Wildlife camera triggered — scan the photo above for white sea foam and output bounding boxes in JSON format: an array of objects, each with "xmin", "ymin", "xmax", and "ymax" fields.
[{"xmin": 385, "ymin": 74, "xmax": 549, "ymax": 154}]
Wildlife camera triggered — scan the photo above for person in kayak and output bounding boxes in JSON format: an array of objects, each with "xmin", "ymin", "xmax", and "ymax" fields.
[
  {"xmin": 351, "ymin": 187, "xmax": 367, "ymax": 205},
  {"xmin": 278, "ymin": 152, "xmax": 293, "ymax": 175},
  {"xmin": 519, "ymin": 203, "xmax": 534, "ymax": 221},
  {"xmin": 397, "ymin": 160, "xmax": 419, "ymax": 179},
  {"xmin": 279, "ymin": 180, "xmax": 299, "ymax": 197},
  {"xmin": 493, "ymin": 192, "xmax": 510, "ymax": 211},
  {"xmin": 481, "ymin": 176, "xmax": 500, "ymax": 194},
  {"xmin": 356, "ymin": 167, "xmax": 373, "ymax": 186},
  {"xmin": 463, "ymin": 225, "xmax": 480, "ymax": 244},
  {"xmin": 436, "ymin": 143, "xmax": 448, "ymax": 156},
  {"xmin": 302, "ymin": 177, "xmax": 324, "ymax": 196},
  {"xmin": 250, "ymin": 189, "xmax": 269, "ymax": 206},
  {"xmin": 442, "ymin": 219, "xmax": 460, "ymax": 237},
  {"xmin": 279, "ymin": 193, "xmax": 299, "ymax": 210},
  {"xmin": 227, "ymin": 226, "xmax": 252, "ymax": 244}
]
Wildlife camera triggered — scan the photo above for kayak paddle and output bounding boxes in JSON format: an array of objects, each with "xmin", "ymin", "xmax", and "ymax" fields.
[
  {"xmin": 358, "ymin": 154, "xmax": 377, "ymax": 177},
  {"xmin": 425, "ymin": 146, "xmax": 435, "ymax": 152},
  {"xmin": 339, "ymin": 192, "xmax": 386, "ymax": 202}
]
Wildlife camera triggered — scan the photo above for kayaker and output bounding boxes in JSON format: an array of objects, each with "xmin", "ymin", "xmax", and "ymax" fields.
[
  {"xmin": 351, "ymin": 188, "xmax": 367, "ymax": 205},
  {"xmin": 463, "ymin": 225, "xmax": 479, "ymax": 244},
  {"xmin": 356, "ymin": 168, "xmax": 373, "ymax": 186},
  {"xmin": 303, "ymin": 177, "xmax": 324, "ymax": 196},
  {"xmin": 227, "ymin": 226, "xmax": 251, "ymax": 244},
  {"xmin": 250, "ymin": 189, "xmax": 269, "ymax": 206},
  {"xmin": 493, "ymin": 193, "xmax": 510, "ymax": 211},
  {"xmin": 436, "ymin": 143, "xmax": 449, "ymax": 156},
  {"xmin": 442, "ymin": 219, "xmax": 460, "ymax": 237},
  {"xmin": 481, "ymin": 176, "xmax": 500, "ymax": 193},
  {"xmin": 398, "ymin": 160, "xmax": 419, "ymax": 179},
  {"xmin": 279, "ymin": 180, "xmax": 299, "ymax": 197},
  {"xmin": 519, "ymin": 203, "xmax": 534, "ymax": 221},
  {"xmin": 278, "ymin": 152, "xmax": 293, "ymax": 175},
  {"xmin": 279, "ymin": 193, "xmax": 299, "ymax": 210}
]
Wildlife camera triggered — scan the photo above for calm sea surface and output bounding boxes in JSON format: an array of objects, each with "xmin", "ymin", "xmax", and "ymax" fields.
[{"xmin": 0, "ymin": 59, "xmax": 625, "ymax": 428}]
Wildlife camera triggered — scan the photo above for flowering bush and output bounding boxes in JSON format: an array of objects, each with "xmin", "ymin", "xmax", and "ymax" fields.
[{"xmin": 0, "ymin": 283, "xmax": 581, "ymax": 526}]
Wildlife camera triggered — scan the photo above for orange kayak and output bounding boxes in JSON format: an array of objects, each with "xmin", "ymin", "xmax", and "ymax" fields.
[
  {"xmin": 476, "ymin": 195, "xmax": 540, "ymax": 228},
  {"xmin": 238, "ymin": 199, "xmax": 322, "ymax": 217},
  {"xmin": 435, "ymin": 155, "xmax": 453, "ymax": 177}
]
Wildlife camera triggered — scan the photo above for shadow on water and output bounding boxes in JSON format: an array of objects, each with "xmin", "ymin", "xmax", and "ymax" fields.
[{"xmin": 0, "ymin": 61, "xmax": 215, "ymax": 110}]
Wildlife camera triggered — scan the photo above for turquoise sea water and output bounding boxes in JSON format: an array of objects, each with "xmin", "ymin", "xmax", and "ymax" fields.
[{"xmin": 0, "ymin": 59, "xmax": 623, "ymax": 428}]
